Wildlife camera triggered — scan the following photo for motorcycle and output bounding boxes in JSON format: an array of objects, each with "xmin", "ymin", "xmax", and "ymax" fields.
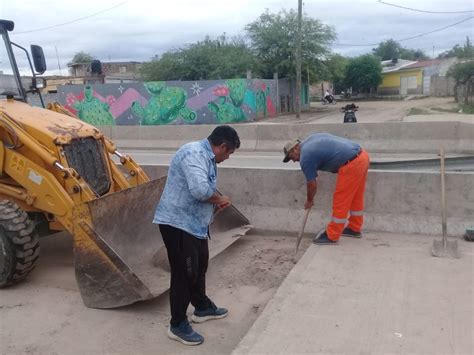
[
  {"xmin": 341, "ymin": 103, "xmax": 358, "ymax": 123},
  {"xmin": 321, "ymin": 94, "xmax": 337, "ymax": 105}
]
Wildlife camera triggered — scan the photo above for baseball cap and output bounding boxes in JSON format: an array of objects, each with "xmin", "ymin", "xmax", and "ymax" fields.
[{"xmin": 282, "ymin": 139, "xmax": 301, "ymax": 163}]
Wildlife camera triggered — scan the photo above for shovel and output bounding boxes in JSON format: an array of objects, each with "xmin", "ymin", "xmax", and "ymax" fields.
[
  {"xmin": 432, "ymin": 146, "xmax": 460, "ymax": 258},
  {"xmin": 295, "ymin": 208, "xmax": 311, "ymax": 254}
]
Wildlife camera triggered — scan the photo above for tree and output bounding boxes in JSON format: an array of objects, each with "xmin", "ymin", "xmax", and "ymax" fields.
[
  {"xmin": 373, "ymin": 39, "xmax": 401, "ymax": 61},
  {"xmin": 438, "ymin": 37, "xmax": 474, "ymax": 59},
  {"xmin": 400, "ymin": 48, "xmax": 429, "ymax": 61},
  {"xmin": 68, "ymin": 51, "xmax": 94, "ymax": 65},
  {"xmin": 245, "ymin": 9, "xmax": 336, "ymax": 79},
  {"xmin": 373, "ymin": 39, "xmax": 428, "ymax": 61},
  {"xmin": 344, "ymin": 54, "xmax": 382, "ymax": 93},
  {"xmin": 67, "ymin": 51, "xmax": 94, "ymax": 76},
  {"xmin": 322, "ymin": 54, "xmax": 349, "ymax": 93},
  {"xmin": 140, "ymin": 35, "xmax": 259, "ymax": 81},
  {"xmin": 447, "ymin": 61, "xmax": 474, "ymax": 103},
  {"xmin": 140, "ymin": 52, "xmax": 185, "ymax": 81}
]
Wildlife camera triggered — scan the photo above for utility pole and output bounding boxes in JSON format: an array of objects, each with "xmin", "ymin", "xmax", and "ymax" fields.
[
  {"xmin": 295, "ymin": 0, "xmax": 302, "ymax": 118},
  {"xmin": 55, "ymin": 46, "xmax": 62, "ymax": 76}
]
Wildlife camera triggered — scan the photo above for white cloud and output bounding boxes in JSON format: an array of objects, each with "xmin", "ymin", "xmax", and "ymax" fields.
[{"xmin": 2, "ymin": 0, "xmax": 472, "ymax": 75}]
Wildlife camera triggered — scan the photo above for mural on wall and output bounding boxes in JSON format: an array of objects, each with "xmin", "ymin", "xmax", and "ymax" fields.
[
  {"xmin": 59, "ymin": 78, "xmax": 277, "ymax": 126},
  {"xmin": 72, "ymin": 86, "xmax": 116, "ymax": 125},
  {"xmin": 131, "ymin": 82, "xmax": 196, "ymax": 125}
]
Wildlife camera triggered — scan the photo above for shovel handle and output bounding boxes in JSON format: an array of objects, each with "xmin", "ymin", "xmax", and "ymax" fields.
[
  {"xmin": 440, "ymin": 147, "xmax": 447, "ymax": 244},
  {"xmin": 295, "ymin": 208, "xmax": 311, "ymax": 253}
]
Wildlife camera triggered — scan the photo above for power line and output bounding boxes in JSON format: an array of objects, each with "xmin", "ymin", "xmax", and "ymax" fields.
[
  {"xmin": 397, "ymin": 16, "xmax": 473, "ymax": 41},
  {"xmin": 378, "ymin": 1, "xmax": 474, "ymax": 14},
  {"xmin": 14, "ymin": 1, "xmax": 128, "ymax": 34},
  {"xmin": 334, "ymin": 16, "xmax": 473, "ymax": 47}
]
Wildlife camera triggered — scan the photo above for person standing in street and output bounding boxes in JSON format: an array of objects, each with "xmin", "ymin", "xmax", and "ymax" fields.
[
  {"xmin": 153, "ymin": 125, "xmax": 240, "ymax": 345},
  {"xmin": 282, "ymin": 133, "xmax": 370, "ymax": 244}
]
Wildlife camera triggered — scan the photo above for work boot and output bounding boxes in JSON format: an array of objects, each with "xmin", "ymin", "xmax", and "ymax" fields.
[
  {"xmin": 167, "ymin": 319, "xmax": 204, "ymax": 346},
  {"xmin": 191, "ymin": 301, "xmax": 228, "ymax": 323},
  {"xmin": 341, "ymin": 227, "xmax": 362, "ymax": 238},
  {"xmin": 313, "ymin": 230, "xmax": 338, "ymax": 245}
]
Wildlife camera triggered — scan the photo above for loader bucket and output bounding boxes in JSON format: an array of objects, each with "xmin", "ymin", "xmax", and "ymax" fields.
[{"xmin": 72, "ymin": 177, "xmax": 251, "ymax": 309}]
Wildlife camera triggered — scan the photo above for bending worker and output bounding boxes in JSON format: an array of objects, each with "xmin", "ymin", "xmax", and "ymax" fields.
[{"xmin": 283, "ymin": 133, "xmax": 370, "ymax": 245}]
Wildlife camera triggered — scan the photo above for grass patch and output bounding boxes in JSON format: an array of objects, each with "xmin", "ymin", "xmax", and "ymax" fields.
[
  {"xmin": 407, "ymin": 107, "xmax": 430, "ymax": 116},
  {"xmin": 460, "ymin": 104, "xmax": 474, "ymax": 114},
  {"xmin": 431, "ymin": 107, "xmax": 459, "ymax": 113}
]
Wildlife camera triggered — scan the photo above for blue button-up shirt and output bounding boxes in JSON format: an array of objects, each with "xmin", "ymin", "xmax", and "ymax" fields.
[{"xmin": 153, "ymin": 139, "xmax": 217, "ymax": 239}]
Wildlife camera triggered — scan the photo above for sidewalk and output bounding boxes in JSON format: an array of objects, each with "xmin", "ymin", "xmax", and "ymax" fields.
[{"xmin": 233, "ymin": 232, "xmax": 473, "ymax": 354}]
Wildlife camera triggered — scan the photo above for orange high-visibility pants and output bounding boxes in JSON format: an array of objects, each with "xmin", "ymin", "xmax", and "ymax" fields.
[{"xmin": 327, "ymin": 150, "xmax": 370, "ymax": 241}]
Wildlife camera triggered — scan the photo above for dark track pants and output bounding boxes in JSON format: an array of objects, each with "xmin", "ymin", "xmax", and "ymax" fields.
[{"xmin": 159, "ymin": 224, "xmax": 212, "ymax": 327}]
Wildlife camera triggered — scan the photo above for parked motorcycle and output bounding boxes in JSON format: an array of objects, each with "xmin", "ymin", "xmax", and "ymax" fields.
[{"xmin": 341, "ymin": 103, "xmax": 358, "ymax": 123}]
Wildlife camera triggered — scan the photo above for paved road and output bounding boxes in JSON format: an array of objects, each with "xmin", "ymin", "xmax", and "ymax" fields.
[{"xmin": 260, "ymin": 97, "xmax": 461, "ymax": 124}]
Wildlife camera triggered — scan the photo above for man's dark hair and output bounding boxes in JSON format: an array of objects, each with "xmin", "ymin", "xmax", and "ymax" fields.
[{"xmin": 208, "ymin": 125, "xmax": 240, "ymax": 150}]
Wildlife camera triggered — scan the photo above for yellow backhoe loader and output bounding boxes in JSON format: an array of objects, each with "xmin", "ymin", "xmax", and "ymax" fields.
[{"xmin": 0, "ymin": 20, "xmax": 249, "ymax": 308}]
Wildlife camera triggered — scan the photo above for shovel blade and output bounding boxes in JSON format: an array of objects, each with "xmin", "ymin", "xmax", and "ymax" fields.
[
  {"xmin": 73, "ymin": 177, "xmax": 251, "ymax": 309},
  {"xmin": 431, "ymin": 239, "xmax": 460, "ymax": 259}
]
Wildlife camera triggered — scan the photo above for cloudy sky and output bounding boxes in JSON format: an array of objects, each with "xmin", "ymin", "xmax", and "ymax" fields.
[{"xmin": 1, "ymin": 0, "xmax": 473, "ymax": 75}]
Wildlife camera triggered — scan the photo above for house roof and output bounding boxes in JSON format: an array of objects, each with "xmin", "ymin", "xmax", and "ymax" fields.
[
  {"xmin": 102, "ymin": 61, "xmax": 141, "ymax": 65},
  {"xmin": 67, "ymin": 62, "xmax": 90, "ymax": 68},
  {"xmin": 381, "ymin": 59, "xmax": 417, "ymax": 73},
  {"xmin": 404, "ymin": 60, "xmax": 443, "ymax": 69}
]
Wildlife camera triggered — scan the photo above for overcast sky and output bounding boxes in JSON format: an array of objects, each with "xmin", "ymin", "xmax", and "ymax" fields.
[{"xmin": 1, "ymin": 0, "xmax": 473, "ymax": 75}]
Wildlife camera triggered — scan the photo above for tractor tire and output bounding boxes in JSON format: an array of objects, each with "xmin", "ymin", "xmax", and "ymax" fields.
[{"xmin": 0, "ymin": 200, "xmax": 40, "ymax": 287}]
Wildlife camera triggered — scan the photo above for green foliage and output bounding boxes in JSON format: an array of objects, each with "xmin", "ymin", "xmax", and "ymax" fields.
[
  {"xmin": 438, "ymin": 37, "xmax": 474, "ymax": 59},
  {"xmin": 140, "ymin": 53, "xmax": 185, "ymax": 82},
  {"xmin": 68, "ymin": 51, "xmax": 94, "ymax": 65},
  {"xmin": 344, "ymin": 54, "xmax": 382, "ymax": 93},
  {"xmin": 245, "ymin": 9, "xmax": 336, "ymax": 79},
  {"xmin": 322, "ymin": 54, "xmax": 349, "ymax": 92},
  {"xmin": 447, "ymin": 61, "xmax": 474, "ymax": 83},
  {"xmin": 399, "ymin": 48, "xmax": 429, "ymax": 61},
  {"xmin": 372, "ymin": 39, "xmax": 401, "ymax": 61},
  {"xmin": 141, "ymin": 9, "xmax": 335, "ymax": 81},
  {"xmin": 447, "ymin": 61, "xmax": 474, "ymax": 104},
  {"xmin": 407, "ymin": 108, "xmax": 428, "ymax": 116},
  {"xmin": 373, "ymin": 39, "xmax": 428, "ymax": 61},
  {"xmin": 140, "ymin": 35, "xmax": 259, "ymax": 81},
  {"xmin": 460, "ymin": 104, "xmax": 474, "ymax": 114}
]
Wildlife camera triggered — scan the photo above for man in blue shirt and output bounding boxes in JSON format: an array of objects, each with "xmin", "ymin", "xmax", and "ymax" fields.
[
  {"xmin": 154, "ymin": 125, "xmax": 240, "ymax": 345},
  {"xmin": 283, "ymin": 133, "xmax": 370, "ymax": 245}
]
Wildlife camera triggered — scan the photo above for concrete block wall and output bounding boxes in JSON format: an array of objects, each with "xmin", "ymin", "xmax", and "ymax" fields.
[
  {"xmin": 431, "ymin": 76, "xmax": 456, "ymax": 96},
  {"xmin": 140, "ymin": 165, "xmax": 473, "ymax": 237},
  {"xmin": 107, "ymin": 121, "xmax": 474, "ymax": 154},
  {"xmin": 58, "ymin": 79, "xmax": 278, "ymax": 126}
]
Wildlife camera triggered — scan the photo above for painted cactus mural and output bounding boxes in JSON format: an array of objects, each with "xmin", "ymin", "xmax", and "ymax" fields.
[
  {"xmin": 255, "ymin": 86, "xmax": 268, "ymax": 117},
  {"xmin": 208, "ymin": 85, "xmax": 246, "ymax": 123},
  {"xmin": 226, "ymin": 79, "xmax": 246, "ymax": 107},
  {"xmin": 131, "ymin": 82, "xmax": 196, "ymax": 125},
  {"xmin": 58, "ymin": 78, "xmax": 280, "ymax": 126},
  {"xmin": 73, "ymin": 86, "xmax": 115, "ymax": 125}
]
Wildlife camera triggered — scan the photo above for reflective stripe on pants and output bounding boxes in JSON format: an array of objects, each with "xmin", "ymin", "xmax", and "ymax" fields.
[{"xmin": 327, "ymin": 150, "xmax": 370, "ymax": 241}]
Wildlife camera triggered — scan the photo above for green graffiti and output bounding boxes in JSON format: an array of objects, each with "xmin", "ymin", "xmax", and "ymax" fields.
[
  {"xmin": 255, "ymin": 89, "xmax": 267, "ymax": 117},
  {"xmin": 226, "ymin": 79, "xmax": 246, "ymax": 107},
  {"xmin": 208, "ymin": 96, "xmax": 245, "ymax": 123},
  {"xmin": 243, "ymin": 86, "xmax": 270, "ymax": 118},
  {"xmin": 73, "ymin": 86, "xmax": 115, "ymax": 126},
  {"xmin": 132, "ymin": 81, "xmax": 196, "ymax": 125},
  {"xmin": 243, "ymin": 90, "xmax": 256, "ymax": 111}
]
